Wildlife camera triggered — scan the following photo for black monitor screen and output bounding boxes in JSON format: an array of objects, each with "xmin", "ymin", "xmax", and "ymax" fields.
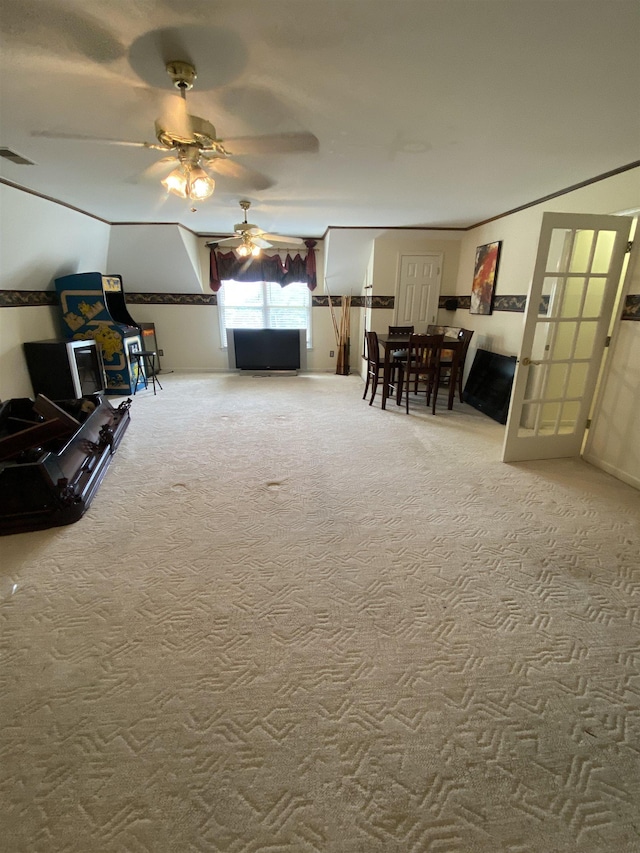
[
  {"xmin": 233, "ymin": 329, "xmax": 301, "ymax": 371},
  {"xmin": 463, "ymin": 349, "xmax": 516, "ymax": 424}
]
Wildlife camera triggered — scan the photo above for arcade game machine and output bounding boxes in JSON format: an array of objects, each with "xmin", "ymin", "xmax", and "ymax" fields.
[{"xmin": 55, "ymin": 273, "xmax": 144, "ymax": 395}]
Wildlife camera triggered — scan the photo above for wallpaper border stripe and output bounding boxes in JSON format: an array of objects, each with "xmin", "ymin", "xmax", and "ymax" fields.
[{"xmin": 1, "ymin": 290, "xmax": 639, "ymax": 319}]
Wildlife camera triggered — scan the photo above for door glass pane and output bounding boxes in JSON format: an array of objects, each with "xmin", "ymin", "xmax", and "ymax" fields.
[
  {"xmin": 531, "ymin": 322, "xmax": 552, "ymax": 360},
  {"xmin": 560, "ymin": 277, "xmax": 585, "ymax": 317},
  {"xmin": 540, "ymin": 402, "xmax": 561, "ymax": 434},
  {"xmin": 546, "ymin": 229, "xmax": 571, "ymax": 273},
  {"xmin": 575, "ymin": 322, "xmax": 597, "ymax": 358},
  {"xmin": 567, "ymin": 362, "xmax": 588, "ymax": 397},
  {"xmin": 519, "ymin": 402, "xmax": 539, "ymax": 434},
  {"xmin": 558, "ymin": 401, "xmax": 580, "ymax": 434},
  {"xmin": 539, "ymin": 278, "xmax": 557, "ymax": 316},
  {"xmin": 549, "ymin": 322, "xmax": 576, "ymax": 360},
  {"xmin": 583, "ymin": 277, "xmax": 606, "ymax": 317},
  {"xmin": 547, "ymin": 363, "xmax": 568, "ymax": 397},
  {"xmin": 569, "ymin": 230, "xmax": 595, "ymax": 273},
  {"xmin": 592, "ymin": 231, "xmax": 616, "ymax": 273},
  {"xmin": 523, "ymin": 363, "xmax": 543, "ymax": 401}
]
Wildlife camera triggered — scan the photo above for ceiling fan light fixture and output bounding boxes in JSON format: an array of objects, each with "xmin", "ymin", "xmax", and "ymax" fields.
[
  {"xmin": 161, "ymin": 162, "xmax": 215, "ymax": 201},
  {"xmin": 237, "ymin": 233, "xmax": 261, "ymax": 258},
  {"xmin": 161, "ymin": 167, "xmax": 188, "ymax": 198},
  {"xmin": 187, "ymin": 165, "xmax": 215, "ymax": 201}
]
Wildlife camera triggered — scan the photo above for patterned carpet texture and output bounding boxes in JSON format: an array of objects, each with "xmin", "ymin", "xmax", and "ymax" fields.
[{"xmin": 1, "ymin": 373, "xmax": 639, "ymax": 852}]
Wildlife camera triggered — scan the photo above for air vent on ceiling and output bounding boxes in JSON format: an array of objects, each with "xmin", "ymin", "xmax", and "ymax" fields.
[{"xmin": 0, "ymin": 148, "xmax": 36, "ymax": 165}]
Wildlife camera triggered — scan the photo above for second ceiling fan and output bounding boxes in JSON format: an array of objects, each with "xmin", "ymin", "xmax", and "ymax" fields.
[{"xmin": 213, "ymin": 201, "xmax": 303, "ymax": 256}]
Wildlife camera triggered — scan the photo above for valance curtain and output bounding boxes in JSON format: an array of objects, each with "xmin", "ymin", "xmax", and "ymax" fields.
[{"xmin": 209, "ymin": 240, "xmax": 317, "ymax": 293}]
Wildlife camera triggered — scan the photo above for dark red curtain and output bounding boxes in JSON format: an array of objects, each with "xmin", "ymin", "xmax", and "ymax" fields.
[{"xmin": 209, "ymin": 240, "xmax": 317, "ymax": 293}]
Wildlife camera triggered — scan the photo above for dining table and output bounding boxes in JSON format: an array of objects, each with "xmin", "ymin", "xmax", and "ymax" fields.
[{"xmin": 377, "ymin": 333, "xmax": 464, "ymax": 411}]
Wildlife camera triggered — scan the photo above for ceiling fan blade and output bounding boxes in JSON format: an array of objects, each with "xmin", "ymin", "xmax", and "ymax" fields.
[
  {"xmin": 204, "ymin": 157, "xmax": 274, "ymax": 191},
  {"xmin": 137, "ymin": 157, "xmax": 179, "ymax": 182},
  {"xmin": 259, "ymin": 233, "xmax": 304, "ymax": 245},
  {"xmin": 215, "ymin": 236, "xmax": 242, "ymax": 246},
  {"xmin": 251, "ymin": 237, "xmax": 272, "ymax": 249},
  {"xmin": 218, "ymin": 132, "xmax": 319, "ymax": 156},
  {"xmin": 31, "ymin": 130, "xmax": 165, "ymax": 149}
]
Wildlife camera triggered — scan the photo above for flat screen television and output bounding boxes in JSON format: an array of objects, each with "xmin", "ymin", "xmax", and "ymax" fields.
[
  {"xmin": 23, "ymin": 339, "xmax": 107, "ymax": 399},
  {"xmin": 227, "ymin": 329, "xmax": 306, "ymax": 372},
  {"xmin": 462, "ymin": 348, "xmax": 517, "ymax": 424}
]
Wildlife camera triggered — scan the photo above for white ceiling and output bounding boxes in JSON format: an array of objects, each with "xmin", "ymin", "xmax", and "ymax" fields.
[{"xmin": 1, "ymin": 0, "xmax": 638, "ymax": 242}]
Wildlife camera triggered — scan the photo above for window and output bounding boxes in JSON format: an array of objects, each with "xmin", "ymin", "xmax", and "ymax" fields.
[{"xmin": 218, "ymin": 280, "xmax": 312, "ymax": 347}]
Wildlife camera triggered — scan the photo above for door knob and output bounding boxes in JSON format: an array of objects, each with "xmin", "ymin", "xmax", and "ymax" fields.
[{"xmin": 520, "ymin": 357, "xmax": 542, "ymax": 366}]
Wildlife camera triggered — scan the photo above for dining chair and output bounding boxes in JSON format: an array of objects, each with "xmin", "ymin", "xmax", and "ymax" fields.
[
  {"xmin": 363, "ymin": 329, "xmax": 404, "ymax": 406},
  {"xmin": 439, "ymin": 328, "xmax": 474, "ymax": 403},
  {"xmin": 361, "ymin": 330, "xmax": 385, "ymax": 405},
  {"xmin": 387, "ymin": 325, "xmax": 413, "ymax": 395},
  {"xmin": 402, "ymin": 333, "xmax": 444, "ymax": 414}
]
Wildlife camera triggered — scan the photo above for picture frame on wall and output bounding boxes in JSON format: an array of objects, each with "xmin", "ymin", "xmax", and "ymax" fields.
[{"xmin": 470, "ymin": 241, "xmax": 502, "ymax": 315}]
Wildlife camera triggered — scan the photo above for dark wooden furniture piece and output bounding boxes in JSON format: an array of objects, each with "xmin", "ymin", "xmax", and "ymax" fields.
[
  {"xmin": 388, "ymin": 325, "xmax": 414, "ymax": 336},
  {"xmin": 363, "ymin": 330, "xmax": 379, "ymax": 403},
  {"xmin": 387, "ymin": 326, "xmax": 413, "ymax": 403},
  {"xmin": 440, "ymin": 328, "xmax": 474, "ymax": 404},
  {"xmin": 377, "ymin": 333, "xmax": 465, "ymax": 411},
  {"xmin": 463, "ymin": 349, "xmax": 517, "ymax": 423},
  {"xmin": 401, "ymin": 333, "xmax": 444, "ymax": 414},
  {"xmin": 363, "ymin": 330, "xmax": 404, "ymax": 406},
  {"xmin": 0, "ymin": 394, "xmax": 131, "ymax": 535},
  {"xmin": 377, "ymin": 334, "xmax": 410, "ymax": 409}
]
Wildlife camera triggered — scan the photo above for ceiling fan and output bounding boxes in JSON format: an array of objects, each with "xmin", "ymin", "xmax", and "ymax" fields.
[
  {"xmin": 32, "ymin": 61, "xmax": 319, "ymax": 201},
  {"xmin": 212, "ymin": 200, "xmax": 304, "ymax": 256}
]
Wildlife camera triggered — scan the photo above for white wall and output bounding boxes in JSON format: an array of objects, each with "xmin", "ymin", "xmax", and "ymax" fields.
[
  {"xmin": 0, "ymin": 183, "xmax": 111, "ymax": 400},
  {"xmin": 0, "ymin": 183, "xmax": 111, "ymax": 290},
  {"xmin": 106, "ymin": 224, "xmax": 203, "ymax": 293},
  {"xmin": 0, "ymin": 307, "xmax": 60, "ymax": 400},
  {"xmin": 371, "ymin": 230, "xmax": 462, "ymax": 304}
]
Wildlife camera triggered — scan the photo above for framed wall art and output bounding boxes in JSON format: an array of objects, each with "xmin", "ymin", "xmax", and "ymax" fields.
[{"xmin": 470, "ymin": 241, "xmax": 502, "ymax": 315}]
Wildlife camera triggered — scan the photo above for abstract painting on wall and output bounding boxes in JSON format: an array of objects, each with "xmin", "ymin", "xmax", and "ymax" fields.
[{"xmin": 470, "ymin": 241, "xmax": 502, "ymax": 315}]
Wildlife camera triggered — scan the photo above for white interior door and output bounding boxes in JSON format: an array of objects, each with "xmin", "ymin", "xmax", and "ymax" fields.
[
  {"xmin": 396, "ymin": 255, "xmax": 442, "ymax": 328},
  {"xmin": 502, "ymin": 212, "xmax": 632, "ymax": 463}
]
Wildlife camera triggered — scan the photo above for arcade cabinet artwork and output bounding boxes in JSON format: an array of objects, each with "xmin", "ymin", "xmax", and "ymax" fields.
[{"xmin": 55, "ymin": 273, "xmax": 147, "ymax": 395}]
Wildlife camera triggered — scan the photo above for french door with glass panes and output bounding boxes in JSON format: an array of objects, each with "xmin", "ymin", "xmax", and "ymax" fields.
[{"xmin": 502, "ymin": 212, "xmax": 632, "ymax": 463}]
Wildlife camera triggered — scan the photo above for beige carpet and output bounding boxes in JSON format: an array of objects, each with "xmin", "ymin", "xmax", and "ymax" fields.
[{"xmin": 1, "ymin": 373, "xmax": 639, "ymax": 853}]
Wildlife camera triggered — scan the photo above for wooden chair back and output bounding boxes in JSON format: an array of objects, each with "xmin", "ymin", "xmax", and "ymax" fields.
[
  {"xmin": 362, "ymin": 330, "xmax": 381, "ymax": 405},
  {"xmin": 403, "ymin": 333, "xmax": 444, "ymax": 414}
]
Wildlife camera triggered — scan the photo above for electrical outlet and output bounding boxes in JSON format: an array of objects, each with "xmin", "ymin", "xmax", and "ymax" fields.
[
  {"xmin": 158, "ymin": 349, "xmax": 164, "ymax": 356},
  {"xmin": 330, "ymin": 350, "xmax": 335, "ymax": 357}
]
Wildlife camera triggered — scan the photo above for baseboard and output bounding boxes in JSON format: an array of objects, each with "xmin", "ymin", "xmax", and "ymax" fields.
[{"xmin": 582, "ymin": 453, "xmax": 640, "ymax": 491}]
